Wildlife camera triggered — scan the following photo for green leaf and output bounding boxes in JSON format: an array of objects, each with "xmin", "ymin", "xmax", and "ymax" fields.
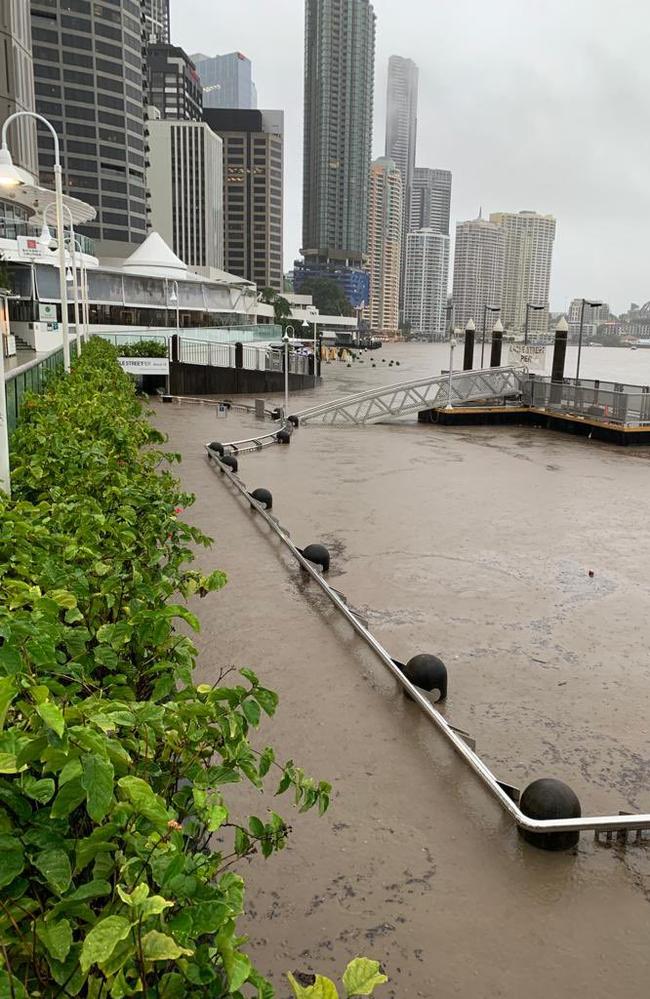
[
  {"xmin": 234, "ymin": 827, "xmax": 250, "ymax": 855},
  {"xmin": 80, "ymin": 915, "xmax": 132, "ymax": 973},
  {"xmin": 0, "ymin": 677, "xmax": 16, "ymax": 729},
  {"xmin": 117, "ymin": 776, "xmax": 172, "ymax": 830},
  {"xmin": 81, "ymin": 754, "xmax": 114, "ymax": 822},
  {"xmin": 117, "ymin": 883, "xmax": 149, "ymax": 906},
  {"xmin": 37, "ymin": 701, "xmax": 65, "ymax": 738},
  {"xmin": 140, "ymin": 930, "xmax": 193, "ymax": 962},
  {"xmin": 51, "ymin": 777, "xmax": 86, "ymax": 819},
  {"xmin": 342, "ymin": 958, "xmax": 388, "ymax": 996},
  {"xmin": 48, "ymin": 589, "xmax": 78, "ymax": 610},
  {"xmin": 36, "ymin": 918, "xmax": 73, "ymax": 962},
  {"xmin": 0, "ymin": 834, "xmax": 24, "ymax": 888},
  {"xmin": 22, "ymin": 776, "xmax": 56, "ymax": 803},
  {"xmin": 287, "ymin": 972, "xmax": 339, "ymax": 999},
  {"xmin": 255, "ymin": 687, "xmax": 278, "ymax": 717},
  {"xmin": 0, "ymin": 970, "xmax": 28, "ymax": 999},
  {"xmin": 190, "ymin": 901, "xmax": 228, "ymax": 935},
  {"xmin": 242, "ymin": 698, "xmax": 261, "ymax": 727},
  {"xmin": 224, "ymin": 950, "xmax": 252, "ymax": 991},
  {"xmin": 33, "ymin": 847, "xmax": 72, "ymax": 894},
  {"xmin": 259, "ymin": 747, "xmax": 275, "ymax": 778},
  {"xmin": 207, "ymin": 803, "xmax": 228, "ymax": 833}
]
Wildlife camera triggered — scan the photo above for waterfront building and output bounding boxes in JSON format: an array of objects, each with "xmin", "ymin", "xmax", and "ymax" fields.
[
  {"xmin": 31, "ymin": 0, "xmax": 148, "ymax": 253},
  {"xmin": 452, "ymin": 215, "xmax": 505, "ymax": 333},
  {"xmin": 0, "ymin": 0, "xmax": 38, "ymax": 182},
  {"xmin": 403, "ymin": 228, "xmax": 450, "ymax": 339},
  {"xmin": 144, "ymin": 0, "xmax": 170, "ymax": 44},
  {"xmin": 489, "ymin": 210, "xmax": 556, "ymax": 335},
  {"xmin": 192, "ymin": 52, "xmax": 257, "ymax": 110},
  {"xmin": 410, "ymin": 167, "xmax": 452, "ymax": 237},
  {"xmin": 147, "ymin": 44, "xmax": 202, "ymax": 122},
  {"xmin": 301, "ymin": 0, "xmax": 376, "ymax": 306},
  {"xmin": 385, "ymin": 55, "xmax": 418, "ymax": 308},
  {"xmin": 364, "ymin": 157, "xmax": 402, "ymax": 334},
  {"xmin": 204, "ymin": 108, "xmax": 283, "ymax": 292},
  {"xmin": 147, "ymin": 117, "xmax": 224, "ymax": 275}
]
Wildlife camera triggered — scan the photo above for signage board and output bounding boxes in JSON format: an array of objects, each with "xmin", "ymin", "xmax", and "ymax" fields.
[
  {"xmin": 507, "ymin": 344, "xmax": 548, "ymax": 374},
  {"xmin": 216, "ymin": 404, "xmax": 228, "ymax": 419},
  {"xmin": 17, "ymin": 236, "xmax": 43, "ymax": 260},
  {"xmin": 118, "ymin": 357, "xmax": 169, "ymax": 376},
  {"xmin": 39, "ymin": 303, "xmax": 57, "ymax": 322}
]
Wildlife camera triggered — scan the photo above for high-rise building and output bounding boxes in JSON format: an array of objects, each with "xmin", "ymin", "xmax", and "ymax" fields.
[
  {"xmin": 364, "ymin": 157, "xmax": 402, "ymax": 334},
  {"xmin": 302, "ymin": 0, "xmax": 376, "ymax": 285},
  {"xmin": 147, "ymin": 44, "xmax": 202, "ymax": 122},
  {"xmin": 385, "ymin": 55, "xmax": 417, "ymax": 309},
  {"xmin": 31, "ymin": 0, "xmax": 148, "ymax": 251},
  {"xmin": 452, "ymin": 215, "xmax": 505, "ymax": 333},
  {"xmin": 144, "ymin": 0, "xmax": 170, "ymax": 44},
  {"xmin": 410, "ymin": 168, "xmax": 452, "ymax": 236},
  {"xmin": 403, "ymin": 229, "xmax": 450, "ymax": 339},
  {"xmin": 192, "ymin": 52, "xmax": 257, "ymax": 110},
  {"xmin": 204, "ymin": 108, "xmax": 283, "ymax": 291},
  {"xmin": 489, "ymin": 210, "xmax": 556, "ymax": 335},
  {"xmin": 0, "ymin": 0, "xmax": 38, "ymax": 181},
  {"xmin": 147, "ymin": 117, "xmax": 223, "ymax": 274}
]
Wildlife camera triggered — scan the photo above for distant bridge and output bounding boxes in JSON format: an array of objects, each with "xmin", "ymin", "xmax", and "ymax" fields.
[{"xmin": 293, "ymin": 366, "xmax": 525, "ymax": 426}]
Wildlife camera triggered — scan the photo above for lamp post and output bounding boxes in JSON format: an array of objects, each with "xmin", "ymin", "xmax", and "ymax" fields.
[
  {"xmin": 524, "ymin": 302, "xmax": 545, "ymax": 345},
  {"xmin": 168, "ymin": 280, "xmax": 180, "ymax": 336},
  {"xmin": 43, "ymin": 202, "xmax": 82, "ymax": 356},
  {"xmin": 0, "ymin": 289, "xmax": 11, "ymax": 495},
  {"xmin": 282, "ymin": 328, "xmax": 292, "ymax": 417},
  {"xmin": 481, "ymin": 304, "xmax": 500, "ymax": 367},
  {"xmin": 575, "ymin": 298, "xmax": 603, "ymax": 383},
  {"xmin": 446, "ymin": 329, "xmax": 459, "ymax": 410},
  {"xmin": 0, "ymin": 111, "xmax": 70, "ymax": 371}
]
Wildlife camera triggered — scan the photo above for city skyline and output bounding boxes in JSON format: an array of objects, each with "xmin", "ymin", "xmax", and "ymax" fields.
[{"xmin": 172, "ymin": 0, "xmax": 650, "ymax": 313}]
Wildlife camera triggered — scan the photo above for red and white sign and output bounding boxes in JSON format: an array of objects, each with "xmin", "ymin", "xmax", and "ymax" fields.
[{"xmin": 17, "ymin": 236, "xmax": 43, "ymax": 260}]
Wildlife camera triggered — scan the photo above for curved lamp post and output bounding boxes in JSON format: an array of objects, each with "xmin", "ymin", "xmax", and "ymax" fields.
[
  {"xmin": 42, "ymin": 201, "xmax": 83, "ymax": 354},
  {"xmin": 0, "ymin": 112, "xmax": 70, "ymax": 371}
]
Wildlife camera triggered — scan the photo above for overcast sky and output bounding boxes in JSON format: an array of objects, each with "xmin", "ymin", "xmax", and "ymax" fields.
[{"xmin": 173, "ymin": 0, "xmax": 650, "ymax": 314}]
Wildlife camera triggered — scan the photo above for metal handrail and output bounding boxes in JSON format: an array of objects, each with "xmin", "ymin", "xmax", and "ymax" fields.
[{"xmin": 206, "ymin": 443, "xmax": 650, "ymax": 837}]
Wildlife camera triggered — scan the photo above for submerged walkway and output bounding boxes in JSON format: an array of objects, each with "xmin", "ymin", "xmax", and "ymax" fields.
[{"xmin": 154, "ymin": 399, "xmax": 650, "ymax": 999}]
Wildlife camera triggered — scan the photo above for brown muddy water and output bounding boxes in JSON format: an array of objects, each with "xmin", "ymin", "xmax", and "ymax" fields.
[{"xmin": 153, "ymin": 344, "xmax": 650, "ymax": 998}]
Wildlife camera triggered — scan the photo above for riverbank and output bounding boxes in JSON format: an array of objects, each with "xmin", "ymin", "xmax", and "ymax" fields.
[{"xmin": 153, "ymin": 377, "xmax": 650, "ymax": 997}]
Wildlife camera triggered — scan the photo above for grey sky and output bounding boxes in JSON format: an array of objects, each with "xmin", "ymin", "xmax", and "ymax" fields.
[{"xmin": 173, "ymin": 0, "xmax": 650, "ymax": 314}]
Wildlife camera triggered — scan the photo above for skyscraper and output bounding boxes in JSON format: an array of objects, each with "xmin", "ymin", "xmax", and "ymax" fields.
[
  {"xmin": 204, "ymin": 109, "xmax": 284, "ymax": 291},
  {"xmin": 31, "ymin": 0, "xmax": 148, "ymax": 250},
  {"xmin": 403, "ymin": 229, "xmax": 450, "ymax": 339},
  {"xmin": 410, "ymin": 168, "xmax": 452, "ymax": 236},
  {"xmin": 452, "ymin": 215, "xmax": 505, "ymax": 333},
  {"xmin": 192, "ymin": 52, "xmax": 257, "ymax": 110},
  {"xmin": 147, "ymin": 44, "xmax": 203, "ymax": 122},
  {"xmin": 0, "ymin": 0, "xmax": 38, "ymax": 181},
  {"xmin": 301, "ymin": 0, "xmax": 376, "ymax": 303},
  {"xmin": 489, "ymin": 210, "xmax": 556, "ymax": 335},
  {"xmin": 147, "ymin": 118, "xmax": 224, "ymax": 274},
  {"xmin": 144, "ymin": 0, "xmax": 170, "ymax": 44},
  {"xmin": 364, "ymin": 157, "xmax": 402, "ymax": 334},
  {"xmin": 385, "ymin": 55, "xmax": 417, "ymax": 307}
]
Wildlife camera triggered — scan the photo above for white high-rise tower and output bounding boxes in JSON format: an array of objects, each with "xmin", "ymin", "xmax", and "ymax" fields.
[
  {"xmin": 452, "ymin": 215, "xmax": 505, "ymax": 333},
  {"xmin": 489, "ymin": 210, "xmax": 556, "ymax": 335}
]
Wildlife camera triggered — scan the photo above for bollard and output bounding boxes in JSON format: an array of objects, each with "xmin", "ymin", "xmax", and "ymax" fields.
[
  {"xmin": 519, "ymin": 778, "xmax": 581, "ymax": 851},
  {"xmin": 490, "ymin": 330, "xmax": 503, "ymax": 367},
  {"xmin": 550, "ymin": 319, "xmax": 568, "ymax": 405},
  {"xmin": 250, "ymin": 488, "xmax": 272, "ymax": 510},
  {"xmin": 234, "ymin": 342, "xmax": 244, "ymax": 369},
  {"xmin": 301, "ymin": 544, "xmax": 330, "ymax": 573},
  {"xmin": 463, "ymin": 323, "xmax": 475, "ymax": 371}
]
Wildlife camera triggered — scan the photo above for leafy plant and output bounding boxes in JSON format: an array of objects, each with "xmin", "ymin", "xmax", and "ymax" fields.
[
  {"xmin": 288, "ymin": 959, "xmax": 388, "ymax": 998},
  {"xmin": 117, "ymin": 339, "xmax": 169, "ymax": 358},
  {"xmin": 0, "ymin": 338, "xmax": 330, "ymax": 996}
]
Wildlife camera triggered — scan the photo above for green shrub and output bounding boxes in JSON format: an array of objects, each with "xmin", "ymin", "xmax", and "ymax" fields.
[
  {"xmin": 116, "ymin": 339, "xmax": 169, "ymax": 358},
  {"xmin": 288, "ymin": 958, "xmax": 387, "ymax": 997},
  {"xmin": 0, "ymin": 338, "xmax": 330, "ymax": 997}
]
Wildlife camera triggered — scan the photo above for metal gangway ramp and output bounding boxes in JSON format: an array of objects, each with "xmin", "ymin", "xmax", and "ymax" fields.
[{"xmin": 294, "ymin": 365, "xmax": 526, "ymax": 426}]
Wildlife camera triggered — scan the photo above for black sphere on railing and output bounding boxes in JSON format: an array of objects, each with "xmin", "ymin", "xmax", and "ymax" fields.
[
  {"xmin": 209, "ymin": 442, "xmax": 225, "ymax": 456},
  {"xmin": 301, "ymin": 544, "xmax": 330, "ymax": 573},
  {"xmin": 519, "ymin": 778, "xmax": 582, "ymax": 852},
  {"xmin": 220, "ymin": 455, "xmax": 238, "ymax": 473},
  {"xmin": 403, "ymin": 654, "xmax": 448, "ymax": 701},
  {"xmin": 250, "ymin": 488, "xmax": 273, "ymax": 510}
]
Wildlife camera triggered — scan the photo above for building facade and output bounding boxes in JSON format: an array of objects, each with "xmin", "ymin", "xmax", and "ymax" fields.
[
  {"xmin": 144, "ymin": 0, "xmax": 170, "ymax": 44},
  {"xmin": 410, "ymin": 167, "xmax": 452, "ymax": 236},
  {"xmin": 147, "ymin": 44, "xmax": 202, "ymax": 122},
  {"xmin": 204, "ymin": 108, "xmax": 283, "ymax": 292},
  {"xmin": 403, "ymin": 228, "xmax": 450, "ymax": 339},
  {"xmin": 302, "ymin": 0, "xmax": 376, "ymax": 275},
  {"xmin": 147, "ymin": 118, "xmax": 223, "ymax": 274},
  {"xmin": 452, "ymin": 215, "xmax": 505, "ymax": 333},
  {"xmin": 0, "ymin": 0, "xmax": 38, "ymax": 180},
  {"xmin": 489, "ymin": 210, "xmax": 556, "ymax": 335},
  {"xmin": 192, "ymin": 52, "xmax": 257, "ymax": 110},
  {"xmin": 385, "ymin": 55, "xmax": 417, "ymax": 310},
  {"xmin": 364, "ymin": 157, "xmax": 402, "ymax": 333},
  {"xmin": 31, "ymin": 0, "xmax": 148, "ymax": 250}
]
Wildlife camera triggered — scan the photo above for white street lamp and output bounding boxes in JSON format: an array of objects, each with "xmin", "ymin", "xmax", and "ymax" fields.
[
  {"xmin": 446, "ymin": 329, "xmax": 460, "ymax": 410},
  {"xmin": 44, "ymin": 201, "xmax": 83, "ymax": 355},
  {"xmin": 282, "ymin": 327, "xmax": 293, "ymax": 417},
  {"xmin": 168, "ymin": 280, "xmax": 180, "ymax": 336},
  {"xmin": 0, "ymin": 112, "xmax": 71, "ymax": 371},
  {"xmin": 0, "ymin": 289, "xmax": 11, "ymax": 494}
]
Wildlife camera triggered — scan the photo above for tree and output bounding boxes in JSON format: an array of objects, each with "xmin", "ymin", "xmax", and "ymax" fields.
[
  {"xmin": 257, "ymin": 286, "xmax": 292, "ymax": 324},
  {"xmin": 298, "ymin": 277, "xmax": 354, "ymax": 317}
]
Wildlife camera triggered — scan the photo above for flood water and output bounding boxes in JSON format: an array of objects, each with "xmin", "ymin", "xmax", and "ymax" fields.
[{"xmin": 154, "ymin": 344, "xmax": 650, "ymax": 998}]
